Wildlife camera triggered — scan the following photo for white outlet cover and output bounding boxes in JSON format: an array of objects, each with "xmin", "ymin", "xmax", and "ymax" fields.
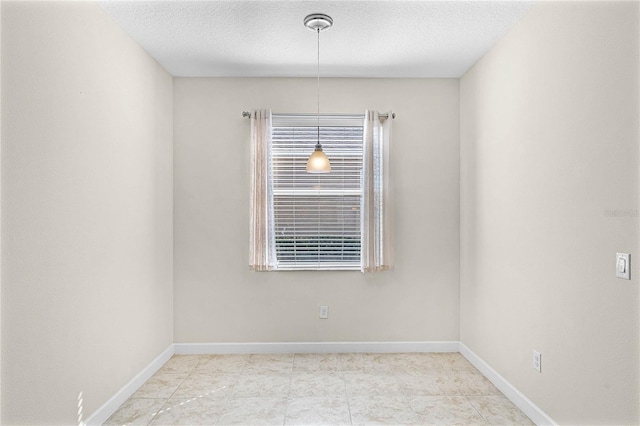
[
  {"xmin": 533, "ymin": 350, "xmax": 541, "ymax": 373},
  {"xmin": 319, "ymin": 305, "xmax": 329, "ymax": 319}
]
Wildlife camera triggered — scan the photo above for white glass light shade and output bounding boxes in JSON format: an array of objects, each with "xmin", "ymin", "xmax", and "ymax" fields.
[{"xmin": 306, "ymin": 148, "xmax": 331, "ymax": 173}]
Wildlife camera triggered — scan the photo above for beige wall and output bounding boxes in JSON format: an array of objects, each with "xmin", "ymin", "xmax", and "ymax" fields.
[
  {"xmin": 460, "ymin": 1, "xmax": 639, "ymax": 424},
  {"xmin": 174, "ymin": 78, "xmax": 460, "ymax": 343},
  {"xmin": 1, "ymin": 2, "xmax": 174, "ymax": 424},
  {"xmin": 0, "ymin": 2, "xmax": 3, "ymax": 422}
]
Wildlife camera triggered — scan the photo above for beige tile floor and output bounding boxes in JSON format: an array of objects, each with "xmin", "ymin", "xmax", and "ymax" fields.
[{"xmin": 105, "ymin": 353, "xmax": 534, "ymax": 426}]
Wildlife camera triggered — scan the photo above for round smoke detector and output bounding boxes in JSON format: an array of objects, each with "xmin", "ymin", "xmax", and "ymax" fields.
[{"xmin": 304, "ymin": 13, "xmax": 333, "ymax": 32}]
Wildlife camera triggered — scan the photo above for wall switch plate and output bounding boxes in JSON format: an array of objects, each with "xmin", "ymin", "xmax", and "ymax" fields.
[
  {"xmin": 616, "ymin": 253, "xmax": 630, "ymax": 280},
  {"xmin": 319, "ymin": 305, "xmax": 329, "ymax": 319},
  {"xmin": 533, "ymin": 350, "xmax": 541, "ymax": 373}
]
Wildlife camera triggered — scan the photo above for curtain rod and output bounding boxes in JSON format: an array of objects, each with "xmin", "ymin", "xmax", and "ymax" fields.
[{"xmin": 242, "ymin": 111, "xmax": 395, "ymax": 119}]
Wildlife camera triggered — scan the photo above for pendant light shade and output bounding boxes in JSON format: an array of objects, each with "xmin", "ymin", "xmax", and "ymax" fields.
[
  {"xmin": 306, "ymin": 146, "xmax": 331, "ymax": 173},
  {"xmin": 304, "ymin": 13, "xmax": 332, "ymax": 173}
]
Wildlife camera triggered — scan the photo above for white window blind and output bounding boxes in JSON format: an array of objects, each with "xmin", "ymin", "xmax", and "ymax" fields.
[{"xmin": 270, "ymin": 114, "xmax": 363, "ymax": 270}]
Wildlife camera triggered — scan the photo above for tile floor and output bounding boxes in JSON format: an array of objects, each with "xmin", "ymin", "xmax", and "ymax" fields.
[{"xmin": 105, "ymin": 353, "xmax": 534, "ymax": 426}]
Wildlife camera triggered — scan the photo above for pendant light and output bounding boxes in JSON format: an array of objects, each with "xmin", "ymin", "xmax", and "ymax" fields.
[{"xmin": 304, "ymin": 13, "xmax": 332, "ymax": 173}]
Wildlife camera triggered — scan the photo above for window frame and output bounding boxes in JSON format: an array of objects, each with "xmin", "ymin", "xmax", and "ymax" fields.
[{"xmin": 269, "ymin": 113, "xmax": 365, "ymax": 271}]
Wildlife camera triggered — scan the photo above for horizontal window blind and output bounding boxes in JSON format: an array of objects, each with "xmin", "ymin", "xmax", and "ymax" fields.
[{"xmin": 271, "ymin": 114, "xmax": 363, "ymax": 270}]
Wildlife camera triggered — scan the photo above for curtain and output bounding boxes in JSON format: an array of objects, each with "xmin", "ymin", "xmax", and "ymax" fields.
[
  {"xmin": 249, "ymin": 109, "xmax": 276, "ymax": 271},
  {"xmin": 361, "ymin": 110, "xmax": 394, "ymax": 272}
]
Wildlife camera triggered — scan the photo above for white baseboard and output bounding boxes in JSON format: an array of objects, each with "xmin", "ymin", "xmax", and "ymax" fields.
[
  {"xmin": 174, "ymin": 341, "xmax": 460, "ymax": 355},
  {"xmin": 83, "ymin": 344, "xmax": 174, "ymax": 426},
  {"xmin": 459, "ymin": 342, "xmax": 556, "ymax": 426}
]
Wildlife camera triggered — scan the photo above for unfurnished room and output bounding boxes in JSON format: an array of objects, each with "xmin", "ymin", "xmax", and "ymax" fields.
[{"xmin": 0, "ymin": 0, "xmax": 638, "ymax": 425}]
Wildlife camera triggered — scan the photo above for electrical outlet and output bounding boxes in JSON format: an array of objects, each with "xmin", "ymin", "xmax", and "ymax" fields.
[
  {"xmin": 319, "ymin": 305, "xmax": 329, "ymax": 319},
  {"xmin": 533, "ymin": 350, "xmax": 541, "ymax": 373}
]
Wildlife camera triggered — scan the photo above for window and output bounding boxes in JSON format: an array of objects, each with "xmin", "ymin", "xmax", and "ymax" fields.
[
  {"xmin": 249, "ymin": 109, "xmax": 393, "ymax": 273},
  {"xmin": 270, "ymin": 114, "xmax": 364, "ymax": 270}
]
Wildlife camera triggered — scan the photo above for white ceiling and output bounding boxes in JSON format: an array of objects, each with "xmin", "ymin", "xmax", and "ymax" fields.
[{"xmin": 98, "ymin": 0, "xmax": 534, "ymax": 78}]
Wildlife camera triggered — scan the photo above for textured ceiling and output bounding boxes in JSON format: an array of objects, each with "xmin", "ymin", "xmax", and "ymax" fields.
[{"xmin": 98, "ymin": 1, "xmax": 534, "ymax": 78}]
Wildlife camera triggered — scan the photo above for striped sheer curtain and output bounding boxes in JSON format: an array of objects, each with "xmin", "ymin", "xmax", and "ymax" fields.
[
  {"xmin": 249, "ymin": 109, "xmax": 276, "ymax": 271},
  {"xmin": 361, "ymin": 110, "xmax": 394, "ymax": 272}
]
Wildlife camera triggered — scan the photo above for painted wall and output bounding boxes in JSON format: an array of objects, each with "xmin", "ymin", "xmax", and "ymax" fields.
[
  {"xmin": 174, "ymin": 78, "xmax": 460, "ymax": 343},
  {"xmin": 1, "ymin": 2, "xmax": 174, "ymax": 424},
  {"xmin": 0, "ymin": 2, "xmax": 3, "ymax": 422},
  {"xmin": 460, "ymin": 1, "xmax": 639, "ymax": 424}
]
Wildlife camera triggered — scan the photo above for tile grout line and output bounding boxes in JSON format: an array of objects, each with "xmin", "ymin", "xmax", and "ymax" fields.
[
  {"xmin": 337, "ymin": 358, "xmax": 353, "ymax": 425},
  {"xmin": 464, "ymin": 395, "xmax": 490, "ymax": 423},
  {"xmin": 213, "ymin": 355, "xmax": 236, "ymax": 426},
  {"xmin": 282, "ymin": 354, "xmax": 295, "ymax": 426},
  {"xmin": 145, "ymin": 357, "xmax": 198, "ymax": 426}
]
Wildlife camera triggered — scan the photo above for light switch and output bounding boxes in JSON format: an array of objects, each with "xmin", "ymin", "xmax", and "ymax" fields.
[{"xmin": 616, "ymin": 253, "xmax": 630, "ymax": 280}]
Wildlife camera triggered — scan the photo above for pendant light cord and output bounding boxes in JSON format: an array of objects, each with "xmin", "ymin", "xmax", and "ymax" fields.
[{"xmin": 316, "ymin": 27, "xmax": 321, "ymax": 150}]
